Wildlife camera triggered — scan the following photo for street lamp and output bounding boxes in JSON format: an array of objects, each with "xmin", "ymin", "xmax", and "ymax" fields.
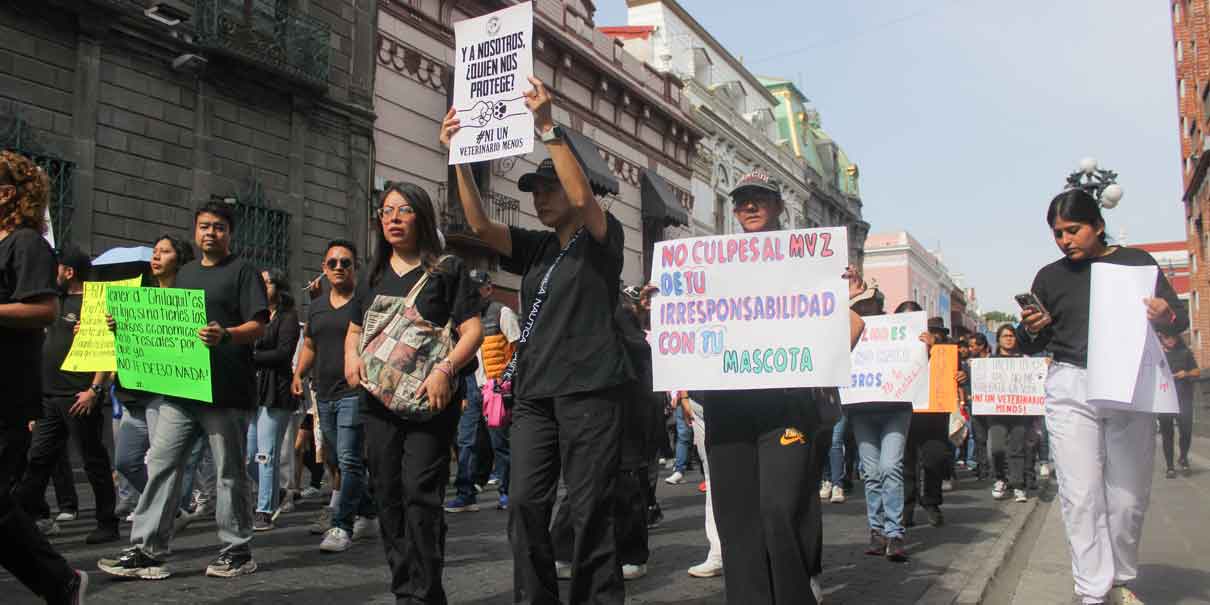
[{"xmin": 1066, "ymin": 157, "xmax": 1123, "ymax": 208}]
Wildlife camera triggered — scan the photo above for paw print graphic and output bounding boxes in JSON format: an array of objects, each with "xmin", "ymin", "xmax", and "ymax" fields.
[{"xmin": 494, "ymin": 101, "xmax": 508, "ymax": 120}]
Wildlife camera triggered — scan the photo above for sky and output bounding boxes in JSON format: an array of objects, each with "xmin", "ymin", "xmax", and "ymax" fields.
[{"xmin": 594, "ymin": 0, "xmax": 1186, "ymax": 315}]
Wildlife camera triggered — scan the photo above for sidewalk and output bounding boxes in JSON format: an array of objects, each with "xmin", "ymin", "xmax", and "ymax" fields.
[{"xmin": 1009, "ymin": 435, "xmax": 1210, "ymax": 605}]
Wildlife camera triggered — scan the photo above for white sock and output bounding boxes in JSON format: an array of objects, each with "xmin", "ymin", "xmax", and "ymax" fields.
[{"xmin": 329, "ymin": 490, "xmax": 340, "ymax": 509}]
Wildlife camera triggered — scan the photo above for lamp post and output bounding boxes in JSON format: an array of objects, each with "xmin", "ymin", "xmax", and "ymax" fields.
[{"xmin": 1065, "ymin": 157, "xmax": 1124, "ymax": 208}]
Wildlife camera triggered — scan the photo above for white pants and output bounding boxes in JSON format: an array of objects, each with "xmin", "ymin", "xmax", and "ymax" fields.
[
  {"xmin": 1045, "ymin": 363, "xmax": 1155, "ymax": 604},
  {"xmin": 690, "ymin": 400, "xmax": 722, "ymax": 565}
]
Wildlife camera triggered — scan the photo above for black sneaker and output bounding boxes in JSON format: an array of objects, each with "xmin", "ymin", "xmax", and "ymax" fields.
[
  {"xmin": 253, "ymin": 512, "xmax": 274, "ymax": 532},
  {"xmin": 925, "ymin": 505, "xmax": 945, "ymax": 527},
  {"xmin": 97, "ymin": 547, "xmax": 171, "ymax": 580},
  {"xmin": 86, "ymin": 524, "xmax": 121, "ymax": 545},
  {"xmin": 67, "ymin": 569, "xmax": 88, "ymax": 605},
  {"xmin": 646, "ymin": 505, "xmax": 664, "ymax": 529},
  {"xmin": 886, "ymin": 536, "xmax": 909, "ymax": 562},
  {"xmin": 205, "ymin": 549, "xmax": 257, "ymax": 578},
  {"xmin": 1166, "ymin": 468, "xmax": 1177, "ymax": 479}
]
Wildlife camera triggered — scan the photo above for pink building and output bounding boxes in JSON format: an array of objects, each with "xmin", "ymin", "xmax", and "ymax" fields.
[{"xmin": 863, "ymin": 231, "xmax": 958, "ymax": 327}]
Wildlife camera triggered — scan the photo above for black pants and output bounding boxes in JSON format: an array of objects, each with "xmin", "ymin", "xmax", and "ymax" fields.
[
  {"xmin": 17, "ymin": 396, "xmax": 117, "ymax": 528},
  {"xmin": 704, "ymin": 394, "xmax": 823, "ymax": 605},
  {"xmin": 0, "ymin": 419, "xmax": 75, "ymax": 603},
  {"xmin": 970, "ymin": 414, "xmax": 990, "ymax": 478},
  {"xmin": 509, "ymin": 386, "xmax": 625, "ymax": 605},
  {"xmin": 364, "ymin": 401, "xmax": 460, "ymax": 605},
  {"xmin": 1159, "ymin": 397, "xmax": 1194, "ymax": 468},
  {"xmin": 903, "ymin": 412, "xmax": 951, "ymax": 517},
  {"xmin": 988, "ymin": 416, "xmax": 1033, "ymax": 490},
  {"xmin": 36, "ymin": 454, "xmax": 78, "ymax": 519}
]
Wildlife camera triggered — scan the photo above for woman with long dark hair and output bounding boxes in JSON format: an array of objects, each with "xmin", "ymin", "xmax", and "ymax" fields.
[
  {"xmin": 1017, "ymin": 188, "xmax": 1184, "ymax": 605},
  {"xmin": 440, "ymin": 77, "xmax": 634, "ymax": 604},
  {"xmin": 985, "ymin": 324, "xmax": 1034, "ymax": 503},
  {"xmin": 343, "ymin": 182, "xmax": 483, "ymax": 603},
  {"xmin": 245, "ymin": 268, "xmax": 300, "ymax": 531}
]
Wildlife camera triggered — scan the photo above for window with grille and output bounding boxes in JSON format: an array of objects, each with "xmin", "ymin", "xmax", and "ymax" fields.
[
  {"xmin": 219, "ymin": 183, "xmax": 290, "ymax": 273},
  {"xmin": 0, "ymin": 115, "xmax": 75, "ymax": 247}
]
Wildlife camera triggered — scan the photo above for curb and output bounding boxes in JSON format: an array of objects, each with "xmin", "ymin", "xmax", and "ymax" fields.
[{"xmin": 916, "ymin": 487, "xmax": 1047, "ymax": 605}]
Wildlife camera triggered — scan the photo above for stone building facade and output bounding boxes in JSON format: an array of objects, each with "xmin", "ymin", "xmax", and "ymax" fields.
[
  {"xmin": 373, "ymin": 0, "xmax": 700, "ymax": 301},
  {"xmin": 0, "ymin": 0, "xmax": 376, "ymax": 285}
]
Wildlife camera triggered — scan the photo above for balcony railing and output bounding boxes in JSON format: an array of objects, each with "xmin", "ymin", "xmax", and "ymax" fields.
[
  {"xmin": 437, "ymin": 184, "xmax": 521, "ymax": 241},
  {"xmin": 194, "ymin": 0, "xmax": 331, "ymax": 89}
]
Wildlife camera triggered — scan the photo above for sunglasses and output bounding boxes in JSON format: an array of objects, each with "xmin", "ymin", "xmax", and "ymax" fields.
[{"xmin": 325, "ymin": 258, "xmax": 353, "ymax": 270}]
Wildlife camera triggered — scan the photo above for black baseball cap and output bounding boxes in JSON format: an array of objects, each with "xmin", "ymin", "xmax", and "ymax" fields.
[
  {"xmin": 56, "ymin": 244, "xmax": 91, "ymax": 277},
  {"xmin": 729, "ymin": 168, "xmax": 782, "ymax": 200},
  {"xmin": 518, "ymin": 159, "xmax": 560, "ymax": 193},
  {"xmin": 468, "ymin": 269, "xmax": 491, "ymax": 286}
]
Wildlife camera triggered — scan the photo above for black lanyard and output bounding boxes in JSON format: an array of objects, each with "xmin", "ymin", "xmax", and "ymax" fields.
[{"xmin": 499, "ymin": 227, "xmax": 585, "ymax": 387}]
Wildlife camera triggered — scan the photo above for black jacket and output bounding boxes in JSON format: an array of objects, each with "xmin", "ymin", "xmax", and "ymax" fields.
[{"xmin": 254, "ymin": 308, "xmax": 301, "ymax": 410}]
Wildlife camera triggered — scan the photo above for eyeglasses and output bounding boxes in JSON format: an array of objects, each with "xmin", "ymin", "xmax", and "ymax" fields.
[
  {"xmin": 325, "ymin": 258, "xmax": 353, "ymax": 270},
  {"xmin": 376, "ymin": 205, "xmax": 415, "ymax": 220}
]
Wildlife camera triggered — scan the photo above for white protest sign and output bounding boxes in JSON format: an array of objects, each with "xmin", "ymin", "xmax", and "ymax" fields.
[
  {"xmin": 449, "ymin": 2, "xmax": 534, "ymax": 165},
  {"xmin": 840, "ymin": 312, "xmax": 930, "ymax": 409},
  {"xmin": 650, "ymin": 227, "xmax": 851, "ymax": 392},
  {"xmin": 1087, "ymin": 263, "xmax": 1178, "ymax": 413},
  {"xmin": 970, "ymin": 357, "xmax": 1047, "ymax": 416}
]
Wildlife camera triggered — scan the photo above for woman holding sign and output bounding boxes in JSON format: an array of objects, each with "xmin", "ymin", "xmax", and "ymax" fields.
[
  {"xmin": 1017, "ymin": 188, "xmax": 1185, "ymax": 605},
  {"xmin": 441, "ymin": 77, "xmax": 635, "ymax": 605},
  {"xmin": 686, "ymin": 170, "xmax": 865, "ymax": 605},
  {"xmin": 985, "ymin": 324, "xmax": 1033, "ymax": 503}
]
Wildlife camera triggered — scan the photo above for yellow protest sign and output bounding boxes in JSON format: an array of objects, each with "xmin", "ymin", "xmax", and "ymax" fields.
[{"xmin": 60, "ymin": 276, "xmax": 143, "ymax": 372}]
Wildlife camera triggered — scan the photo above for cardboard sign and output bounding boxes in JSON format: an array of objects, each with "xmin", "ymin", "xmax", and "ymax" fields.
[
  {"xmin": 918, "ymin": 344, "xmax": 958, "ymax": 414},
  {"xmin": 840, "ymin": 312, "xmax": 930, "ymax": 409},
  {"xmin": 449, "ymin": 2, "xmax": 534, "ymax": 164},
  {"xmin": 107, "ymin": 286, "xmax": 212, "ymax": 403},
  {"xmin": 970, "ymin": 357, "xmax": 1047, "ymax": 416},
  {"xmin": 649, "ymin": 227, "xmax": 851, "ymax": 391},
  {"xmin": 60, "ymin": 276, "xmax": 143, "ymax": 372},
  {"xmin": 1087, "ymin": 263, "xmax": 1178, "ymax": 413}
]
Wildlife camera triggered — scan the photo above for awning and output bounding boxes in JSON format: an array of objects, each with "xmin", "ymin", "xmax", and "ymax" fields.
[
  {"xmin": 560, "ymin": 126, "xmax": 620, "ymax": 197},
  {"xmin": 641, "ymin": 169, "xmax": 689, "ymax": 228}
]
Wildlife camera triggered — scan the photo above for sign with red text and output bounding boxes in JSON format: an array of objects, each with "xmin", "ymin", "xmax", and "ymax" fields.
[
  {"xmin": 970, "ymin": 357, "xmax": 1047, "ymax": 416},
  {"xmin": 449, "ymin": 2, "xmax": 534, "ymax": 164},
  {"xmin": 649, "ymin": 227, "xmax": 850, "ymax": 391},
  {"xmin": 840, "ymin": 312, "xmax": 930, "ymax": 409}
]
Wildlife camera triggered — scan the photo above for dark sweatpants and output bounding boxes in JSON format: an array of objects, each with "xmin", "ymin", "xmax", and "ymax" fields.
[
  {"xmin": 0, "ymin": 420, "xmax": 75, "ymax": 603},
  {"xmin": 988, "ymin": 415, "xmax": 1033, "ymax": 490},
  {"xmin": 509, "ymin": 385, "xmax": 625, "ymax": 605},
  {"xmin": 17, "ymin": 395, "xmax": 118, "ymax": 529},
  {"xmin": 704, "ymin": 392, "xmax": 823, "ymax": 605},
  {"xmin": 903, "ymin": 412, "xmax": 951, "ymax": 520},
  {"xmin": 1159, "ymin": 396, "xmax": 1194, "ymax": 468}
]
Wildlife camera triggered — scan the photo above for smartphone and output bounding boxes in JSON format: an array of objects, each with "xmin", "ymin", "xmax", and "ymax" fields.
[{"xmin": 1014, "ymin": 292, "xmax": 1048, "ymax": 316}]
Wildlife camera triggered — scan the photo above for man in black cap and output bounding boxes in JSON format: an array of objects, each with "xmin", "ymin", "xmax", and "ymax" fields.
[{"xmin": 15, "ymin": 243, "xmax": 122, "ymax": 544}]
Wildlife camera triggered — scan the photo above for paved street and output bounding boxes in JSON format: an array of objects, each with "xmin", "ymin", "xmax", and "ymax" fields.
[{"xmin": 4, "ymin": 460, "xmax": 1040, "ymax": 605}]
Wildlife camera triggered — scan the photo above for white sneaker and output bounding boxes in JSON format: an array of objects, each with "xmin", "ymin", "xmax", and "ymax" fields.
[
  {"xmin": 621, "ymin": 564, "xmax": 647, "ymax": 580},
  {"xmin": 36, "ymin": 518, "xmax": 60, "ymax": 536},
  {"xmin": 819, "ymin": 480, "xmax": 833, "ymax": 500},
  {"xmin": 688, "ymin": 559, "xmax": 723, "ymax": 578},
  {"xmin": 941, "ymin": 480, "xmax": 954, "ymax": 492},
  {"xmin": 1107, "ymin": 585, "xmax": 1145, "ymax": 605},
  {"xmin": 1039, "ymin": 463, "xmax": 1052, "ymax": 479},
  {"xmin": 811, "ymin": 575, "xmax": 823, "ymax": 603},
  {"xmin": 830, "ymin": 485, "xmax": 845, "ymax": 503},
  {"xmin": 55, "ymin": 511, "xmax": 78, "ymax": 522},
  {"xmin": 309, "ymin": 507, "xmax": 333, "ymax": 535},
  {"xmin": 992, "ymin": 480, "xmax": 1008, "ymax": 500},
  {"xmin": 299, "ymin": 486, "xmax": 322, "ymax": 499},
  {"xmin": 555, "ymin": 560, "xmax": 572, "ymax": 580},
  {"xmin": 319, "ymin": 527, "xmax": 352, "ymax": 553},
  {"xmin": 664, "ymin": 471, "xmax": 686, "ymax": 485},
  {"xmin": 352, "ymin": 516, "xmax": 379, "ymax": 541},
  {"xmin": 486, "ymin": 477, "xmax": 501, "ymax": 487},
  {"xmin": 1013, "ymin": 489, "xmax": 1028, "ymax": 503},
  {"xmin": 124, "ymin": 512, "xmax": 134, "ymax": 523}
]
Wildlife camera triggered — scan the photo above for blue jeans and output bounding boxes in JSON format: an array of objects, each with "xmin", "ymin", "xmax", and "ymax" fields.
[
  {"xmin": 246, "ymin": 406, "xmax": 292, "ymax": 514},
  {"xmin": 455, "ymin": 375, "xmax": 483, "ymax": 500},
  {"xmin": 488, "ymin": 425, "xmax": 510, "ymax": 496},
  {"xmin": 828, "ymin": 413, "xmax": 848, "ymax": 484},
  {"xmin": 673, "ymin": 406, "xmax": 692, "ymax": 473},
  {"xmin": 851, "ymin": 410, "xmax": 911, "ymax": 539},
  {"xmin": 118, "ymin": 397, "xmax": 203, "ymax": 513},
  {"xmin": 317, "ymin": 393, "xmax": 372, "ymax": 532}
]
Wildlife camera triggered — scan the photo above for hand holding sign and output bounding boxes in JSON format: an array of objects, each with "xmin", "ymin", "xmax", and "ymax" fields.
[
  {"xmin": 439, "ymin": 108, "xmax": 461, "ymax": 149},
  {"xmin": 1143, "ymin": 296, "xmax": 1172, "ymax": 323},
  {"xmin": 524, "ymin": 76, "xmax": 554, "ymax": 133}
]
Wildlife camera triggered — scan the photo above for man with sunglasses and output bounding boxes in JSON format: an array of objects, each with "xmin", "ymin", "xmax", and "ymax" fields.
[{"xmin": 292, "ymin": 240, "xmax": 377, "ymax": 553}]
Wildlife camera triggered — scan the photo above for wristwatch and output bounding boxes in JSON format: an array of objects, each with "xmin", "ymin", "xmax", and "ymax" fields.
[
  {"xmin": 220, "ymin": 327, "xmax": 232, "ymax": 344},
  {"xmin": 90, "ymin": 384, "xmax": 105, "ymax": 396},
  {"xmin": 540, "ymin": 125, "xmax": 563, "ymax": 143}
]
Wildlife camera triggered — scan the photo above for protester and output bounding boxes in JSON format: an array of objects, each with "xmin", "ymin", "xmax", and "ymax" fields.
[
  {"xmin": 442, "ymin": 77, "xmax": 634, "ymax": 605},
  {"xmin": 293, "ymin": 240, "xmax": 378, "ymax": 551},
  {"xmin": 1157, "ymin": 330, "xmax": 1197, "ymax": 478},
  {"xmin": 665, "ymin": 391, "xmax": 693, "ymax": 485},
  {"xmin": 344, "ymin": 182, "xmax": 483, "ymax": 603},
  {"xmin": 903, "ymin": 311, "xmax": 953, "ymax": 528},
  {"xmin": 985, "ymin": 324, "xmax": 1033, "ymax": 502},
  {"xmin": 687, "ymin": 169, "xmax": 865, "ymax": 605},
  {"xmin": 847, "ymin": 279, "xmax": 912, "ymax": 562},
  {"xmin": 1017, "ymin": 188, "xmax": 1185, "ymax": 605},
  {"xmin": 473, "ymin": 270, "xmax": 519, "ymax": 509},
  {"xmin": 818, "ymin": 406, "xmax": 849, "ymax": 504},
  {"xmin": 99, "ymin": 200, "xmax": 268, "ymax": 580},
  {"xmin": 0, "ymin": 149, "xmax": 88, "ymax": 603},
  {"xmin": 246, "ymin": 269, "xmax": 300, "ymax": 531}
]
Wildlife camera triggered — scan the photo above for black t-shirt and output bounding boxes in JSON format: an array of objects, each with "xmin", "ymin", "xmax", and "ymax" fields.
[
  {"xmin": 0, "ymin": 228, "xmax": 59, "ymax": 422},
  {"xmin": 174, "ymin": 255, "xmax": 269, "ymax": 409},
  {"xmin": 501, "ymin": 214, "xmax": 634, "ymax": 400},
  {"xmin": 1164, "ymin": 345, "xmax": 1198, "ymax": 406},
  {"xmin": 306, "ymin": 290, "xmax": 359, "ymax": 401},
  {"xmin": 1017, "ymin": 247, "xmax": 1187, "ymax": 367},
  {"xmin": 42, "ymin": 293, "xmax": 94, "ymax": 397}
]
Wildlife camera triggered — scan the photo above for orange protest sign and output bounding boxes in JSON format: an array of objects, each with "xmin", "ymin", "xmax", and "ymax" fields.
[{"xmin": 917, "ymin": 344, "xmax": 959, "ymax": 414}]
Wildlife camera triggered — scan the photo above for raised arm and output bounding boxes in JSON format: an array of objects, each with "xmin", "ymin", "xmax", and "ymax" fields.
[{"xmin": 439, "ymin": 108, "xmax": 512, "ymax": 256}]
